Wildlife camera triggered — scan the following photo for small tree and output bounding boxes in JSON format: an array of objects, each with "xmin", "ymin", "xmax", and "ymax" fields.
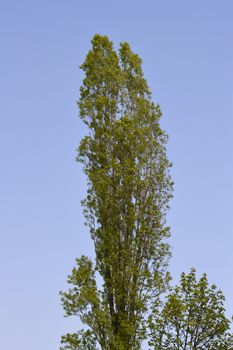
[
  {"xmin": 148, "ymin": 268, "xmax": 233, "ymax": 350},
  {"xmin": 60, "ymin": 34, "xmax": 173, "ymax": 350}
]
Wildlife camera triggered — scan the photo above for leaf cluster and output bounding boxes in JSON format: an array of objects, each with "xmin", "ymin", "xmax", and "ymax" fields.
[{"xmin": 148, "ymin": 269, "xmax": 233, "ymax": 350}]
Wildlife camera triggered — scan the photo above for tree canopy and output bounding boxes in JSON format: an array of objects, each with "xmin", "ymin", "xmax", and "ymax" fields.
[
  {"xmin": 148, "ymin": 269, "xmax": 233, "ymax": 350},
  {"xmin": 60, "ymin": 34, "xmax": 173, "ymax": 350},
  {"xmin": 60, "ymin": 34, "xmax": 232, "ymax": 350}
]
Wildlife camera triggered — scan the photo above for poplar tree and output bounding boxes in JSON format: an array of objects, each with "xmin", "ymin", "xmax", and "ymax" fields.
[{"xmin": 60, "ymin": 34, "xmax": 173, "ymax": 350}]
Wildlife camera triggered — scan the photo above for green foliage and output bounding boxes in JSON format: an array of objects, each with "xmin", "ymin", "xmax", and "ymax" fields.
[
  {"xmin": 60, "ymin": 330, "xmax": 97, "ymax": 350},
  {"xmin": 60, "ymin": 34, "xmax": 233, "ymax": 350},
  {"xmin": 60, "ymin": 34, "xmax": 173, "ymax": 350},
  {"xmin": 148, "ymin": 268, "xmax": 233, "ymax": 350}
]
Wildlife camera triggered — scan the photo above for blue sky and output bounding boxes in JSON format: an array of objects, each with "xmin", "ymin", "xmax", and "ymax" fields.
[{"xmin": 0, "ymin": 1, "xmax": 232, "ymax": 349}]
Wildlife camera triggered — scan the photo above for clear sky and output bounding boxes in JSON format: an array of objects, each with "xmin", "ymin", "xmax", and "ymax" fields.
[{"xmin": 0, "ymin": 1, "xmax": 232, "ymax": 349}]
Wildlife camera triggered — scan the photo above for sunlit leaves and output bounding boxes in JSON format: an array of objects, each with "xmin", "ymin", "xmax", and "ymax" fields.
[
  {"xmin": 149, "ymin": 269, "xmax": 233, "ymax": 350},
  {"xmin": 61, "ymin": 34, "xmax": 173, "ymax": 350}
]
